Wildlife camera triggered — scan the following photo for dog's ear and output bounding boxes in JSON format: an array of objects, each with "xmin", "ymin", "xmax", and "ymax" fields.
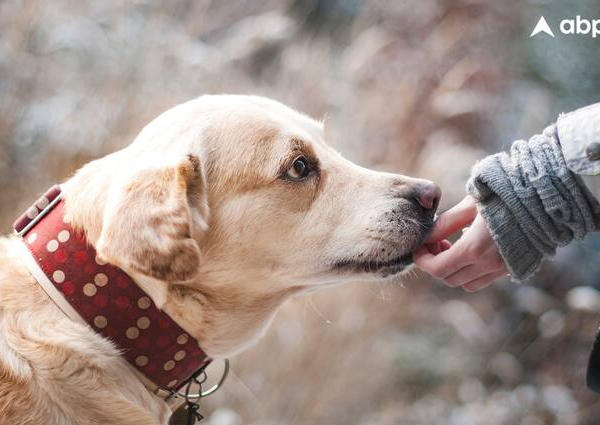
[{"xmin": 96, "ymin": 154, "xmax": 208, "ymax": 282}]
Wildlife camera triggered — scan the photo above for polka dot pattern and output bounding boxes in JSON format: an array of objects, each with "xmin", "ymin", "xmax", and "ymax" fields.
[
  {"xmin": 13, "ymin": 185, "xmax": 62, "ymax": 234},
  {"xmin": 52, "ymin": 270, "xmax": 65, "ymax": 283},
  {"xmin": 36, "ymin": 196, "xmax": 50, "ymax": 209},
  {"xmin": 18, "ymin": 194, "xmax": 210, "ymax": 391},
  {"xmin": 57, "ymin": 230, "xmax": 70, "ymax": 242},
  {"xmin": 94, "ymin": 315, "xmax": 108, "ymax": 329},
  {"xmin": 136, "ymin": 355, "xmax": 149, "ymax": 367},
  {"xmin": 94, "ymin": 273, "xmax": 108, "ymax": 287},
  {"xmin": 46, "ymin": 240, "xmax": 59, "ymax": 252},
  {"xmin": 138, "ymin": 296, "xmax": 151, "ymax": 310},
  {"xmin": 83, "ymin": 283, "xmax": 97, "ymax": 297},
  {"xmin": 137, "ymin": 316, "xmax": 150, "ymax": 329},
  {"xmin": 126, "ymin": 327, "xmax": 140, "ymax": 340},
  {"xmin": 26, "ymin": 207, "xmax": 38, "ymax": 219}
]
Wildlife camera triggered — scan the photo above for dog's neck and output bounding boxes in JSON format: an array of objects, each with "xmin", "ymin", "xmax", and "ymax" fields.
[
  {"xmin": 160, "ymin": 276, "xmax": 298, "ymax": 358},
  {"xmin": 62, "ymin": 159, "xmax": 301, "ymax": 359}
]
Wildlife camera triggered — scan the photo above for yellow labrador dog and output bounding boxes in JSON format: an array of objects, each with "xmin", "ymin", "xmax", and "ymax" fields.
[{"xmin": 0, "ymin": 95, "xmax": 440, "ymax": 424}]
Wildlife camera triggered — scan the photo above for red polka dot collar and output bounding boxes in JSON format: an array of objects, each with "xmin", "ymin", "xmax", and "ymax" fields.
[{"xmin": 13, "ymin": 185, "xmax": 211, "ymax": 399}]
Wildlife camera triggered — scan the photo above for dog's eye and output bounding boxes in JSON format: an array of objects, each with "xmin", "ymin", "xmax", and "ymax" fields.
[{"xmin": 286, "ymin": 156, "xmax": 311, "ymax": 180}]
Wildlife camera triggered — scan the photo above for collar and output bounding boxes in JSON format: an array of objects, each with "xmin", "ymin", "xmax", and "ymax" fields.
[{"xmin": 13, "ymin": 185, "xmax": 212, "ymax": 405}]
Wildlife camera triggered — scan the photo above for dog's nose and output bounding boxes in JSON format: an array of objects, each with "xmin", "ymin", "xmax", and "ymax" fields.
[{"xmin": 413, "ymin": 181, "xmax": 441, "ymax": 213}]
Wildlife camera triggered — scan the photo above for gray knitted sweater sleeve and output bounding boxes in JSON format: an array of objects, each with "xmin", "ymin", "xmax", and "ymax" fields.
[{"xmin": 466, "ymin": 124, "xmax": 600, "ymax": 280}]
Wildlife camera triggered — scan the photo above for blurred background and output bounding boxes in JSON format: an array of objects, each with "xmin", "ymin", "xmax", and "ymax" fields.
[{"xmin": 2, "ymin": 0, "xmax": 600, "ymax": 424}]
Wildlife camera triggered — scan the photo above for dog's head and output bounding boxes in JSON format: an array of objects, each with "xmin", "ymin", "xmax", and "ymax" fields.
[
  {"xmin": 64, "ymin": 95, "xmax": 439, "ymax": 353},
  {"xmin": 68, "ymin": 95, "xmax": 439, "ymax": 288}
]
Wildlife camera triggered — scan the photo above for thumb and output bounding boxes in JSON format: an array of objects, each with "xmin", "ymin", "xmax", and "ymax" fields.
[{"xmin": 426, "ymin": 196, "xmax": 477, "ymax": 243}]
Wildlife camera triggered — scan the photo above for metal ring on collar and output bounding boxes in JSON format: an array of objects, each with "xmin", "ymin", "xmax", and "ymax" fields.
[{"xmin": 178, "ymin": 358, "xmax": 230, "ymax": 399}]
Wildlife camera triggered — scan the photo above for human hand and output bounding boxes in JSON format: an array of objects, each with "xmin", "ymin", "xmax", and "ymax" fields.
[{"xmin": 414, "ymin": 196, "xmax": 509, "ymax": 292}]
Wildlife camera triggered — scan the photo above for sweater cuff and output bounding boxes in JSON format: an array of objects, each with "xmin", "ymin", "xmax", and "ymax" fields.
[
  {"xmin": 467, "ymin": 151, "xmax": 552, "ymax": 281},
  {"xmin": 473, "ymin": 189, "xmax": 544, "ymax": 280}
]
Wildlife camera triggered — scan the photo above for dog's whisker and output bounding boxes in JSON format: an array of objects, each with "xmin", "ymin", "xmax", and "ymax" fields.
[{"xmin": 308, "ymin": 295, "xmax": 331, "ymax": 325}]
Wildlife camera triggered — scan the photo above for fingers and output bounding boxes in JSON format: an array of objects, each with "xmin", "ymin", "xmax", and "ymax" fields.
[
  {"xmin": 425, "ymin": 239, "xmax": 452, "ymax": 255},
  {"xmin": 440, "ymin": 240, "xmax": 452, "ymax": 250},
  {"xmin": 426, "ymin": 196, "xmax": 477, "ymax": 243},
  {"xmin": 416, "ymin": 202, "xmax": 508, "ymax": 293},
  {"xmin": 413, "ymin": 242, "xmax": 469, "ymax": 279},
  {"xmin": 461, "ymin": 270, "xmax": 507, "ymax": 292},
  {"xmin": 444, "ymin": 263, "xmax": 499, "ymax": 288}
]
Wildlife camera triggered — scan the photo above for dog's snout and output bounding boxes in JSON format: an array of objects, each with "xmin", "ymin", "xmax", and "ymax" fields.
[{"xmin": 413, "ymin": 181, "xmax": 441, "ymax": 213}]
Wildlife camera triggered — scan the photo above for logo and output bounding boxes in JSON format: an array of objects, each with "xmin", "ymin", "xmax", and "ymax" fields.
[
  {"xmin": 531, "ymin": 15, "xmax": 600, "ymax": 38},
  {"xmin": 530, "ymin": 16, "xmax": 554, "ymax": 37}
]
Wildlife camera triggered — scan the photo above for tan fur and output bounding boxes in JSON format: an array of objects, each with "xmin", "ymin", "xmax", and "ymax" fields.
[{"xmin": 0, "ymin": 95, "xmax": 437, "ymax": 424}]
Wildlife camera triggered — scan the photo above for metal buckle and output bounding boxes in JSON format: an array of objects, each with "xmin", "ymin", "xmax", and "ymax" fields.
[{"xmin": 176, "ymin": 358, "xmax": 230, "ymax": 400}]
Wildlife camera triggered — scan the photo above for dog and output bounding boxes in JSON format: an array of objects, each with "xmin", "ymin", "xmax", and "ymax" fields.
[{"xmin": 0, "ymin": 95, "xmax": 440, "ymax": 425}]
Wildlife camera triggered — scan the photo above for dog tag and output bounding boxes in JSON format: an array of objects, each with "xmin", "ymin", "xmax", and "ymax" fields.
[
  {"xmin": 168, "ymin": 402, "xmax": 203, "ymax": 425},
  {"xmin": 186, "ymin": 402, "xmax": 203, "ymax": 424}
]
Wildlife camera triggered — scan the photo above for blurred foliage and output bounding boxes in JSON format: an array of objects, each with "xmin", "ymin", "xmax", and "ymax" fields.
[{"xmin": 2, "ymin": 0, "xmax": 600, "ymax": 424}]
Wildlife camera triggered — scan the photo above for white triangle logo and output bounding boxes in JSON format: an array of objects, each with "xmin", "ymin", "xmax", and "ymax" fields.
[{"xmin": 530, "ymin": 16, "xmax": 555, "ymax": 37}]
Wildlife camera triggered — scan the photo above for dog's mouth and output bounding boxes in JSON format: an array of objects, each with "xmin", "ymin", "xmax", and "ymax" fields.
[
  {"xmin": 331, "ymin": 219, "xmax": 434, "ymax": 277},
  {"xmin": 330, "ymin": 212, "xmax": 435, "ymax": 278},
  {"xmin": 332, "ymin": 253, "xmax": 414, "ymax": 277}
]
